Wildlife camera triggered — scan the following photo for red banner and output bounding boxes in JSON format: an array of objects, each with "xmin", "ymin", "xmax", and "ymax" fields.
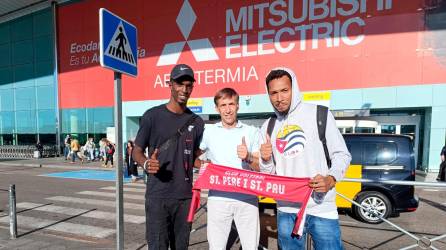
[
  {"xmin": 57, "ymin": 0, "xmax": 446, "ymax": 109},
  {"xmin": 187, "ymin": 163, "xmax": 312, "ymax": 236}
]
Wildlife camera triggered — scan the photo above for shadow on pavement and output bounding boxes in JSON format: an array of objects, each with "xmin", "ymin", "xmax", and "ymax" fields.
[{"xmin": 419, "ymin": 197, "xmax": 446, "ymax": 212}]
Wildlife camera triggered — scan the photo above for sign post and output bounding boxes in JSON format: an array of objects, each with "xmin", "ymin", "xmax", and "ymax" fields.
[{"xmin": 99, "ymin": 8, "xmax": 138, "ymax": 250}]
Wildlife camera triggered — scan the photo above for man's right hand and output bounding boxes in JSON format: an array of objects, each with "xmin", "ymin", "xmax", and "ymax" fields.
[
  {"xmin": 146, "ymin": 148, "xmax": 160, "ymax": 174},
  {"xmin": 260, "ymin": 134, "xmax": 273, "ymax": 162}
]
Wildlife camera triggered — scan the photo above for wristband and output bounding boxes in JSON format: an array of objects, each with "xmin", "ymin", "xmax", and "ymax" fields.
[{"xmin": 143, "ymin": 159, "xmax": 149, "ymax": 170}]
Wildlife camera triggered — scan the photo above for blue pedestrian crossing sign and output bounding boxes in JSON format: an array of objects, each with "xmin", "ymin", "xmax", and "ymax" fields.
[{"xmin": 100, "ymin": 8, "xmax": 137, "ymax": 77}]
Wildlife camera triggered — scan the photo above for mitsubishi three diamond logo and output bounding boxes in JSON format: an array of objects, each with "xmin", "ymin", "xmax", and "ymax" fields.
[{"xmin": 157, "ymin": 0, "xmax": 219, "ymax": 66}]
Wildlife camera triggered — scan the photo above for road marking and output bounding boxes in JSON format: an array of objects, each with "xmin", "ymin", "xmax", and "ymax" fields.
[
  {"xmin": 423, "ymin": 189, "xmax": 439, "ymax": 192},
  {"xmin": 339, "ymin": 220, "xmax": 358, "ymax": 225},
  {"xmin": 101, "ymin": 186, "xmax": 145, "ymax": 193},
  {"xmin": 78, "ymin": 191, "xmax": 144, "ymax": 200},
  {"xmin": 124, "ymin": 182, "xmax": 146, "ymax": 187},
  {"xmin": 46, "ymin": 196, "xmax": 144, "ymax": 210},
  {"xmin": 16, "ymin": 202, "xmax": 145, "ymax": 224},
  {"xmin": 0, "ymin": 215, "xmax": 115, "ymax": 238}
]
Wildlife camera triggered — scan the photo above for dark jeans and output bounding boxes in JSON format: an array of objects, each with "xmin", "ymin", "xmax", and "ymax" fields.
[
  {"xmin": 146, "ymin": 197, "xmax": 192, "ymax": 250},
  {"xmin": 105, "ymin": 154, "xmax": 113, "ymax": 166},
  {"xmin": 127, "ymin": 163, "xmax": 138, "ymax": 177},
  {"xmin": 64, "ymin": 146, "xmax": 70, "ymax": 160},
  {"xmin": 438, "ymin": 161, "xmax": 446, "ymax": 181},
  {"xmin": 71, "ymin": 150, "xmax": 78, "ymax": 162}
]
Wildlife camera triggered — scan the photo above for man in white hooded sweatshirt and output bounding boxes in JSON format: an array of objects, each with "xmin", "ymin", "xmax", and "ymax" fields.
[{"xmin": 259, "ymin": 68, "xmax": 351, "ymax": 250}]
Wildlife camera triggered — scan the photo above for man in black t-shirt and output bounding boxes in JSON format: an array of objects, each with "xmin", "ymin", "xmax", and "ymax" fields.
[{"xmin": 133, "ymin": 64, "xmax": 204, "ymax": 250}]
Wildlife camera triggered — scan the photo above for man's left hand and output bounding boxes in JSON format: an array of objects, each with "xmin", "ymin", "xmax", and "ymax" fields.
[{"xmin": 308, "ymin": 174, "xmax": 336, "ymax": 192}]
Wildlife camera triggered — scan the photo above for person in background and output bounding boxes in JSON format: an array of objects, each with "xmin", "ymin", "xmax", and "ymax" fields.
[
  {"xmin": 103, "ymin": 140, "xmax": 115, "ymax": 168},
  {"xmin": 70, "ymin": 137, "xmax": 80, "ymax": 164},
  {"xmin": 437, "ymin": 144, "xmax": 446, "ymax": 181},
  {"xmin": 85, "ymin": 137, "xmax": 95, "ymax": 162},
  {"xmin": 99, "ymin": 138, "xmax": 107, "ymax": 161},
  {"xmin": 125, "ymin": 140, "xmax": 139, "ymax": 182},
  {"xmin": 35, "ymin": 140, "xmax": 43, "ymax": 158},
  {"xmin": 64, "ymin": 135, "xmax": 71, "ymax": 160}
]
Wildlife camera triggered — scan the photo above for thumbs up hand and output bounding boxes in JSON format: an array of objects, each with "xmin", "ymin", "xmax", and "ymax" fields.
[
  {"xmin": 237, "ymin": 136, "xmax": 249, "ymax": 161},
  {"xmin": 146, "ymin": 148, "xmax": 160, "ymax": 174},
  {"xmin": 260, "ymin": 134, "xmax": 273, "ymax": 162}
]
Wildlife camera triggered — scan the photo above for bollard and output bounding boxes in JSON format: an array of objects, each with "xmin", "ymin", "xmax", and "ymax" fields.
[{"xmin": 9, "ymin": 184, "xmax": 17, "ymax": 239}]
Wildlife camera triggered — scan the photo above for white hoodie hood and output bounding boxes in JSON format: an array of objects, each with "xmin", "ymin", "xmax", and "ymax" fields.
[{"xmin": 268, "ymin": 67, "xmax": 302, "ymax": 119}]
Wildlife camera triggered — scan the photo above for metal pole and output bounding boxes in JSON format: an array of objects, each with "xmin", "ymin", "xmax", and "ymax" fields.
[
  {"xmin": 114, "ymin": 72, "xmax": 124, "ymax": 250},
  {"xmin": 9, "ymin": 184, "xmax": 17, "ymax": 239},
  {"xmin": 336, "ymin": 192, "xmax": 420, "ymax": 242},
  {"xmin": 51, "ymin": 1, "xmax": 61, "ymax": 156},
  {"xmin": 342, "ymin": 178, "xmax": 446, "ymax": 187}
]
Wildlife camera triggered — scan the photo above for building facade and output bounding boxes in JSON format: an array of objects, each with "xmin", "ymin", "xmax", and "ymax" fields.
[{"xmin": 0, "ymin": 0, "xmax": 445, "ymax": 172}]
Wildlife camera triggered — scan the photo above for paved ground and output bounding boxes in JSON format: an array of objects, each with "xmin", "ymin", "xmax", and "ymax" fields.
[{"xmin": 0, "ymin": 157, "xmax": 445, "ymax": 249}]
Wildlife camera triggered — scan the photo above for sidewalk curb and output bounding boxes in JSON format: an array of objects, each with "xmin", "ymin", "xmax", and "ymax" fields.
[{"xmin": 0, "ymin": 161, "xmax": 114, "ymax": 171}]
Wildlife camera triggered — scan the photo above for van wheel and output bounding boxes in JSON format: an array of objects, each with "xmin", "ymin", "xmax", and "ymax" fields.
[{"xmin": 354, "ymin": 191, "xmax": 392, "ymax": 224}]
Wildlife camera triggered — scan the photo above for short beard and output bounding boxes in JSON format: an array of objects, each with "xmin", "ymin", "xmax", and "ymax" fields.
[{"xmin": 275, "ymin": 107, "xmax": 290, "ymax": 117}]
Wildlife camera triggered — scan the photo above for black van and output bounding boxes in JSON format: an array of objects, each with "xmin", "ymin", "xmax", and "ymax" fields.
[{"xmin": 343, "ymin": 134, "xmax": 419, "ymax": 223}]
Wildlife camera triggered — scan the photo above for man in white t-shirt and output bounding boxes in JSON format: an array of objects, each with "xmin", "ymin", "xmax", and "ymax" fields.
[{"xmin": 199, "ymin": 88, "xmax": 260, "ymax": 250}]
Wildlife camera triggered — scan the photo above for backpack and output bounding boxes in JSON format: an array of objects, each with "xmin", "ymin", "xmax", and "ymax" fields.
[{"xmin": 267, "ymin": 105, "xmax": 332, "ymax": 168}]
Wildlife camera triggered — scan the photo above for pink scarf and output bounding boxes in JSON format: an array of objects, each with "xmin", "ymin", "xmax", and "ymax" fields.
[{"xmin": 187, "ymin": 163, "xmax": 312, "ymax": 236}]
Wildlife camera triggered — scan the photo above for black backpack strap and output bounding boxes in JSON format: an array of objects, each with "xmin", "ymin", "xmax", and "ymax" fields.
[
  {"xmin": 317, "ymin": 105, "xmax": 332, "ymax": 169},
  {"xmin": 267, "ymin": 115, "xmax": 277, "ymax": 166},
  {"xmin": 155, "ymin": 114, "xmax": 198, "ymax": 154}
]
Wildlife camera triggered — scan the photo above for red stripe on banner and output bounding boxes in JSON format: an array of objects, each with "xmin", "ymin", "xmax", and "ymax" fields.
[{"xmin": 188, "ymin": 163, "xmax": 312, "ymax": 236}]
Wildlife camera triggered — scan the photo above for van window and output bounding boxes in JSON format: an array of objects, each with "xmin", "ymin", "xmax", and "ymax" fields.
[
  {"xmin": 346, "ymin": 142, "xmax": 361, "ymax": 164},
  {"xmin": 363, "ymin": 142, "xmax": 397, "ymax": 165}
]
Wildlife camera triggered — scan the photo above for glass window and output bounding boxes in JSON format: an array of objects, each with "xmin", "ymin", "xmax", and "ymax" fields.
[
  {"xmin": 0, "ymin": 22, "xmax": 10, "ymax": 44},
  {"xmin": 87, "ymin": 107, "xmax": 113, "ymax": 134},
  {"xmin": 346, "ymin": 142, "xmax": 361, "ymax": 165},
  {"xmin": 35, "ymin": 60, "xmax": 54, "ymax": 86},
  {"xmin": 38, "ymin": 109, "xmax": 56, "ymax": 133},
  {"xmin": 0, "ymin": 89, "xmax": 14, "ymax": 111},
  {"xmin": 16, "ymin": 110, "xmax": 36, "ymax": 133},
  {"xmin": 17, "ymin": 134, "xmax": 36, "ymax": 145},
  {"xmin": 11, "ymin": 15, "xmax": 33, "ymax": 42},
  {"xmin": 0, "ymin": 111, "xmax": 15, "ymax": 133},
  {"xmin": 12, "ymin": 40, "xmax": 33, "ymax": 65},
  {"xmin": 1, "ymin": 134, "xmax": 14, "ymax": 145},
  {"xmin": 0, "ymin": 67, "xmax": 13, "ymax": 89},
  {"xmin": 0, "ymin": 43, "xmax": 11, "ymax": 67},
  {"xmin": 33, "ymin": 9, "xmax": 52, "ymax": 37},
  {"xmin": 13, "ymin": 63, "xmax": 34, "ymax": 88},
  {"xmin": 36, "ymin": 85, "xmax": 55, "ymax": 109},
  {"xmin": 355, "ymin": 127, "xmax": 375, "ymax": 133},
  {"xmin": 61, "ymin": 108, "xmax": 86, "ymax": 134},
  {"xmin": 381, "ymin": 125, "xmax": 396, "ymax": 134},
  {"xmin": 15, "ymin": 87, "xmax": 36, "ymax": 110},
  {"xmin": 34, "ymin": 35, "xmax": 53, "ymax": 61},
  {"xmin": 39, "ymin": 134, "xmax": 56, "ymax": 145},
  {"xmin": 364, "ymin": 142, "xmax": 397, "ymax": 165}
]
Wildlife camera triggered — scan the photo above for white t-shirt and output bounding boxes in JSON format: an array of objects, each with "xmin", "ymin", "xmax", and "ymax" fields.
[{"xmin": 200, "ymin": 121, "xmax": 260, "ymax": 201}]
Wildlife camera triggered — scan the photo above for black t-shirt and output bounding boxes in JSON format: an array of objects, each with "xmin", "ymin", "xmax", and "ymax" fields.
[{"xmin": 134, "ymin": 104, "xmax": 204, "ymax": 199}]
